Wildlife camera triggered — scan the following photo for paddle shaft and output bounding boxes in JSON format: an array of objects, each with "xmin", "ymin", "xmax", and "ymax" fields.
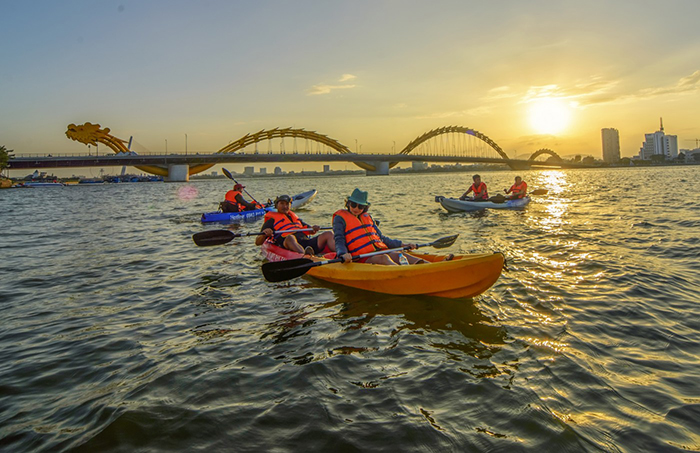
[
  {"xmin": 192, "ymin": 227, "xmax": 331, "ymax": 247},
  {"xmin": 222, "ymin": 168, "xmax": 261, "ymax": 205}
]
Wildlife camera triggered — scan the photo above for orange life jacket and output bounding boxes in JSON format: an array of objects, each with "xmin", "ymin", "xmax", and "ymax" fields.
[
  {"xmin": 264, "ymin": 211, "xmax": 307, "ymax": 238},
  {"xmin": 225, "ymin": 190, "xmax": 248, "ymax": 211},
  {"xmin": 509, "ymin": 181, "xmax": 528, "ymax": 198},
  {"xmin": 333, "ymin": 209, "xmax": 387, "ymax": 256},
  {"xmin": 471, "ymin": 182, "xmax": 488, "ymax": 200}
]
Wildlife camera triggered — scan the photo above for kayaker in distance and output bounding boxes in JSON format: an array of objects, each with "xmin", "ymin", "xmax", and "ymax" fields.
[
  {"xmin": 504, "ymin": 176, "xmax": 528, "ymax": 200},
  {"xmin": 460, "ymin": 174, "xmax": 489, "ymax": 201},
  {"xmin": 220, "ymin": 183, "xmax": 262, "ymax": 212},
  {"xmin": 255, "ymin": 194, "xmax": 336, "ymax": 256},
  {"xmin": 333, "ymin": 188, "xmax": 429, "ymax": 265}
]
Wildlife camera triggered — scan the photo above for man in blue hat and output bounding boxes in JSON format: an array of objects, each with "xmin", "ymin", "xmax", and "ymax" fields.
[
  {"xmin": 332, "ymin": 188, "xmax": 427, "ymax": 265},
  {"xmin": 255, "ymin": 194, "xmax": 336, "ymax": 256}
]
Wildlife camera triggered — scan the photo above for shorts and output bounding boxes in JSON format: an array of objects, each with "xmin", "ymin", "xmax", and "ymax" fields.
[{"xmin": 274, "ymin": 233, "xmax": 320, "ymax": 253}]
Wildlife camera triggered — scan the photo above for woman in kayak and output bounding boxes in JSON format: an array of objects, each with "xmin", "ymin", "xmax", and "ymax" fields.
[
  {"xmin": 460, "ymin": 174, "xmax": 489, "ymax": 201},
  {"xmin": 255, "ymin": 194, "xmax": 335, "ymax": 256},
  {"xmin": 504, "ymin": 176, "xmax": 528, "ymax": 199},
  {"xmin": 333, "ymin": 188, "xmax": 428, "ymax": 265},
  {"xmin": 221, "ymin": 183, "xmax": 262, "ymax": 212}
]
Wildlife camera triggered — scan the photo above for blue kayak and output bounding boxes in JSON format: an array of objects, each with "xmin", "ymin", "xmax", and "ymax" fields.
[{"xmin": 201, "ymin": 189, "xmax": 317, "ymax": 224}]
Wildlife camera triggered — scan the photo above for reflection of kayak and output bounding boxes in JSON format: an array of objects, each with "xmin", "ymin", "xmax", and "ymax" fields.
[
  {"xmin": 436, "ymin": 196, "xmax": 530, "ymax": 212},
  {"xmin": 261, "ymin": 241, "xmax": 504, "ymax": 299},
  {"xmin": 201, "ymin": 189, "xmax": 317, "ymax": 224}
]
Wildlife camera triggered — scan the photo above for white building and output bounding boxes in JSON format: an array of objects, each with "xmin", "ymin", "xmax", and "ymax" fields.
[
  {"xmin": 638, "ymin": 118, "xmax": 678, "ymax": 160},
  {"xmin": 601, "ymin": 128, "xmax": 620, "ymax": 163}
]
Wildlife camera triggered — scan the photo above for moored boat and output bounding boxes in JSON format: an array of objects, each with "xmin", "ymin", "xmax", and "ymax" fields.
[
  {"xmin": 261, "ymin": 241, "xmax": 504, "ymax": 299},
  {"xmin": 201, "ymin": 189, "xmax": 317, "ymax": 224},
  {"xmin": 436, "ymin": 195, "xmax": 530, "ymax": 212},
  {"xmin": 17, "ymin": 181, "xmax": 66, "ymax": 188}
]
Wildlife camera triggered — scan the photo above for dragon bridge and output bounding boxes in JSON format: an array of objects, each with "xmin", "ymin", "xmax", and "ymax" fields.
[{"xmin": 66, "ymin": 122, "xmax": 215, "ymax": 177}]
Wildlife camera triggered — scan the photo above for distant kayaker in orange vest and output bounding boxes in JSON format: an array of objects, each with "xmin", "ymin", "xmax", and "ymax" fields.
[
  {"xmin": 460, "ymin": 174, "xmax": 489, "ymax": 201},
  {"xmin": 333, "ymin": 188, "xmax": 428, "ymax": 265},
  {"xmin": 255, "ymin": 194, "xmax": 335, "ymax": 255},
  {"xmin": 504, "ymin": 176, "xmax": 528, "ymax": 199},
  {"xmin": 221, "ymin": 183, "xmax": 261, "ymax": 212}
]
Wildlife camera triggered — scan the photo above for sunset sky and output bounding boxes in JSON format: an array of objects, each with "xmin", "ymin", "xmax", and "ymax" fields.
[{"xmin": 2, "ymin": 0, "xmax": 700, "ymax": 173}]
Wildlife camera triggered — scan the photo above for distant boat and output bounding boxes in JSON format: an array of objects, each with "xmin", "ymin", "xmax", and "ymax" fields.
[
  {"xmin": 78, "ymin": 178, "xmax": 104, "ymax": 184},
  {"xmin": 19, "ymin": 181, "xmax": 66, "ymax": 188}
]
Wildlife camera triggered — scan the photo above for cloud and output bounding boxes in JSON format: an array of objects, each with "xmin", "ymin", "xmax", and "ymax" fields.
[
  {"xmin": 307, "ymin": 74, "xmax": 358, "ymax": 95},
  {"xmin": 516, "ymin": 70, "xmax": 700, "ymax": 107}
]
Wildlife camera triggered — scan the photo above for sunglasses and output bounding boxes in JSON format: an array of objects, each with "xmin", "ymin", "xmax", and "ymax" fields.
[{"xmin": 348, "ymin": 201, "xmax": 367, "ymax": 209}]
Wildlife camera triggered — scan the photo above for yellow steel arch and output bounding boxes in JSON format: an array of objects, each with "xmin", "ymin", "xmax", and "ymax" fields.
[
  {"xmin": 217, "ymin": 127, "xmax": 352, "ymax": 154},
  {"xmin": 216, "ymin": 127, "xmax": 378, "ymax": 171},
  {"xmin": 394, "ymin": 126, "xmax": 510, "ymax": 168},
  {"xmin": 528, "ymin": 148, "xmax": 562, "ymax": 162}
]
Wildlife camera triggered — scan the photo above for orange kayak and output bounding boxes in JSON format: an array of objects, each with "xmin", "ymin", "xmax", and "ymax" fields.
[{"xmin": 261, "ymin": 242, "xmax": 503, "ymax": 299}]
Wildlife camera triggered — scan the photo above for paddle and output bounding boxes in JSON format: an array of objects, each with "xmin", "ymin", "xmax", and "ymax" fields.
[
  {"xmin": 530, "ymin": 189, "xmax": 548, "ymax": 195},
  {"xmin": 193, "ymin": 227, "xmax": 331, "ymax": 247},
  {"xmin": 262, "ymin": 234, "xmax": 459, "ymax": 283},
  {"xmin": 221, "ymin": 167, "xmax": 263, "ymax": 206}
]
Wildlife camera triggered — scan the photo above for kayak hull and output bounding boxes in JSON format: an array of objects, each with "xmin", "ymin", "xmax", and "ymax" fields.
[
  {"xmin": 261, "ymin": 242, "xmax": 503, "ymax": 299},
  {"xmin": 201, "ymin": 189, "xmax": 317, "ymax": 224},
  {"xmin": 438, "ymin": 196, "xmax": 530, "ymax": 212}
]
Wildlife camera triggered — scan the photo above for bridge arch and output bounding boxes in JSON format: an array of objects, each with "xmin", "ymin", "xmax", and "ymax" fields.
[
  {"xmin": 528, "ymin": 148, "xmax": 562, "ymax": 162},
  {"xmin": 218, "ymin": 128, "xmax": 379, "ymax": 171},
  {"xmin": 393, "ymin": 126, "xmax": 509, "ymax": 169}
]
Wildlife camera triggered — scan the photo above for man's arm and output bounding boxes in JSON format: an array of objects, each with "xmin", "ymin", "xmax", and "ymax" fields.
[
  {"xmin": 255, "ymin": 218, "xmax": 275, "ymax": 246},
  {"xmin": 235, "ymin": 193, "xmax": 257, "ymax": 209}
]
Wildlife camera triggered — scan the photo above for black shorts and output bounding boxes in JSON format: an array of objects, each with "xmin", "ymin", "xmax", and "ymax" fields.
[{"xmin": 274, "ymin": 233, "xmax": 320, "ymax": 253}]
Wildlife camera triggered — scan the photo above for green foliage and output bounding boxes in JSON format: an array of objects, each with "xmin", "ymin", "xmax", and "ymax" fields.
[{"xmin": 0, "ymin": 145, "xmax": 15, "ymax": 171}]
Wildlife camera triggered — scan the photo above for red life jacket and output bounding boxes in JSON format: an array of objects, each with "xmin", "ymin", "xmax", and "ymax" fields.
[
  {"xmin": 509, "ymin": 181, "xmax": 528, "ymax": 198},
  {"xmin": 471, "ymin": 182, "xmax": 488, "ymax": 200},
  {"xmin": 225, "ymin": 190, "xmax": 247, "ymax": 211},
  {"xmin": 264, "ymin": 211, "xmax": 307, "ymax": 238},
  {"xmin": 333, "ymin": 209, "xmax": 387, "ymax": 256}
]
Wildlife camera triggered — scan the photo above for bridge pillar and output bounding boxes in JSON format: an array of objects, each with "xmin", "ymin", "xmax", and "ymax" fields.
[
  {"xmin": 167, "ymin": 164, "xmax": 190, "ymax": 182},
  {"xmin": 364, "ymin": 161, "xmax": 390, "ymax": 176}
]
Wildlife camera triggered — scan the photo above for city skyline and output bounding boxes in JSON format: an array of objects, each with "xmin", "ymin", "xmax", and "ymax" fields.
[{"xmin": 2, "ymin": 0, "xmax": 700, "ymax": 172}]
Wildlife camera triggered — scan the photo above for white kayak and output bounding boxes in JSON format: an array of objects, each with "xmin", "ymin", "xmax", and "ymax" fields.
[{"xmin": 436, "ymin": 195, "xmax": 530, "ymax": 212}]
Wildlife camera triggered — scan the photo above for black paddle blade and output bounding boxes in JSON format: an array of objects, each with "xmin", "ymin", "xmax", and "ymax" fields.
[
  {"xmin": 430, "ymin": 234, "xmax": 459, "ymax": 249},
  {"xmin": 530, "ymin": 189, "xmax": 548, "ymax": 195},
  {"xmin": 192, "ymin": 230, "xmax": 236, "ymax": 247},
  {"xmin": 262, "ymin": 258, "xmax": 315, "ymax": 282},
  {"xmin": 222, "ymin": 168, "xmax": 234, "ymax": 180}
]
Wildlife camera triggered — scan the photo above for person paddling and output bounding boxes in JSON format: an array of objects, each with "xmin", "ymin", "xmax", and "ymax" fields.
[
  {"xmin": 460, "ymin": 174, "xmax": 489, "ymax": 201},
  {"xmin": 255, "ymin": 194, "xmax": 335, "ymax": 256},
  {"xmin": 221, "ymin": 183, "xmax": 261, "ymax": 212},
  {"xmin": 504, "ymin": 176, "xmax": 528, "ymax": 200},
  {"xmin": 333, "ymin": 189, "xmax": 428, "ymax": 265}
]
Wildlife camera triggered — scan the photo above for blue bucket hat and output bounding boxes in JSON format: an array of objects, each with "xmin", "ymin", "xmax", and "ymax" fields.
[{"xmin": 347, "ymin": 188, "xmax": 370, "ymax": 206}]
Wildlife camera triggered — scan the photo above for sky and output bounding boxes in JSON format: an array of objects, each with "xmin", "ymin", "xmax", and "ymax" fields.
[{"xmin": 2, "ymin": 0, "xmax": 700, "ymax": 176}]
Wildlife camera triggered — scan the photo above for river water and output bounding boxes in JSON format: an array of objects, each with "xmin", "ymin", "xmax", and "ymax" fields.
[{"xmin": 1, "ymin": 167, "xmax": 699, "ymax": 452}]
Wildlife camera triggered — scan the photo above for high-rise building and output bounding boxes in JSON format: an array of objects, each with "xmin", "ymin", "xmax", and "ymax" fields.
[
  {"xmin": 601, "ymin": 128, "xmax": 620, "ymax": 163},
  {"xmin": 638, "ymin": 118, "xmax": 678, "ymax": 160}
]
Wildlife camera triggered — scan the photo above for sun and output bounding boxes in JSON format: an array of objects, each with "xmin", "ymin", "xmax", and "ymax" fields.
[{"xmin": 528, "ymin": 98, "xmax": 572, "ymax": 135}]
